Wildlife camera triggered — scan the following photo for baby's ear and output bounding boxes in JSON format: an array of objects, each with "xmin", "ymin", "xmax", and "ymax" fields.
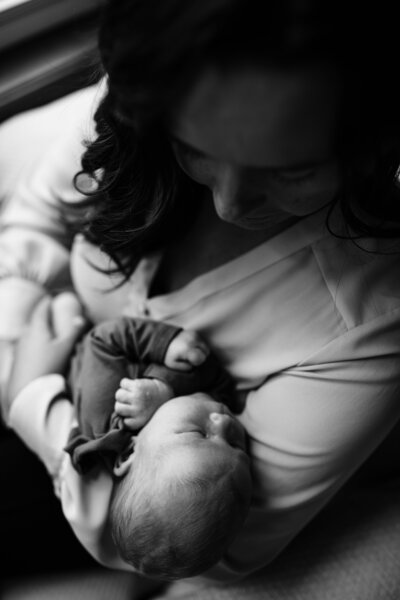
[{"xmin": 113, "ymin": 438, "xmax": 136, "ymax": 478}]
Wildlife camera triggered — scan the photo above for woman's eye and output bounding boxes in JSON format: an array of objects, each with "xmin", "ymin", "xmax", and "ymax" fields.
[
  {"xmin": 270, "ymin": 168, "xmax": 315, "ymax": 183},
  {"xmin": 171, "ymin": 138, "xmax": 206, "ymax": 160}
]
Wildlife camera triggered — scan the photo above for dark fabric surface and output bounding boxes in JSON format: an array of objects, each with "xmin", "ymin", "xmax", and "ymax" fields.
[
  {"xmin": 0, "ymin": 425, "xmax": 97, "ymax": 578},
  {"xmin": 156, "ymin": 477, "xmax": 400, "ymax": 600},
  {"xmin": 1, "ymin": 418, "xmax": 400, "ymax": 598}
]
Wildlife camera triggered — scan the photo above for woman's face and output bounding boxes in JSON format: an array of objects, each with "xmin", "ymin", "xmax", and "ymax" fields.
[{"xmin": 169, "ymin": 64, "xmax": 342, "ymax": 230}]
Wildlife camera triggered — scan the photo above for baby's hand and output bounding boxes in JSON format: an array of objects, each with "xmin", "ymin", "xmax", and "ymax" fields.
[
  {"xmin": 114, "ymin": 378, "xmax": 173, "ymax": 430},
  {"xmin": 164, "ymin": 329, "xmax": 209, "ymax": 371}
]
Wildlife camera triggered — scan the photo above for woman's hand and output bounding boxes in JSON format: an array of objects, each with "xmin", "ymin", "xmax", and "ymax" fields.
[{"xmin": 4, "ymin": 293, "xmax": 88, "ymax": 419}]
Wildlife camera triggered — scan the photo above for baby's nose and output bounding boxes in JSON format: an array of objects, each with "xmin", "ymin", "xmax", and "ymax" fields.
[{"xmin": 209, "ymin": 412, "xmax": 235, "ymax": 439}]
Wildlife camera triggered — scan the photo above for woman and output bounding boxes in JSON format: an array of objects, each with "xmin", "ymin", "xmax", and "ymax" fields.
[{"xmin": 1, "ymin": 0, "xmax": 400, "ymax": 595}]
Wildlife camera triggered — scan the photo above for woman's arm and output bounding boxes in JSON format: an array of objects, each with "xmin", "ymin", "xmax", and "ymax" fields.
[
  {"xmin": 9, "ymin": 311, "xmax": 400, "ymax": 580},
  {"xmin": 203, "ymin": 308, "xmax": 400, "ymax": 582},
  {"xmin": 4, "ymin": 290, "xmax": 134, "ymax": 570},
  {"xmin": 7, "ymin": 371, "xmax": 135, "ymax": 572},
  {"xmin": 2, "ymin": 294, "xmax": 88, "ymax": 421},
  {"xmin": 0, "ymin": 85, "xmax": 99, "ymax": 344},
  {"xmin": 0, "ymin": 86, "xmax": 100, "ymax": 406}
]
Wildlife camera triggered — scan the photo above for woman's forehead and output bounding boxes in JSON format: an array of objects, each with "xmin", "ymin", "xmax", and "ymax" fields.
[{"xmin": 170, "ymin": 65, "xmax": 340, "ymax": 168}]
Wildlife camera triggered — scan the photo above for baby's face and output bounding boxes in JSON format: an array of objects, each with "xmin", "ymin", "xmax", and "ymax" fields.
[{"xmin": 132, "ymin": 395, "xmax": 251, "ymax": 488}]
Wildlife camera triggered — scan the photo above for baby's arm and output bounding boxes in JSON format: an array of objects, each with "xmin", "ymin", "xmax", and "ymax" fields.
[
  {"xmin": 114, "ymin": 328, "xmax": 211, "ymax": 430},
  {"xmin": 114, "ymin": 377, "xmax": 174, "ymax": 430}
]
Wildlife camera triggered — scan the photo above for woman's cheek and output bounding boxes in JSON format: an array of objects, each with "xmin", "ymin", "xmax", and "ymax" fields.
[
  {"xmin": 275, "ymin": 168, "xmax": 342, "ymax": 216},
  {"xmin": 174, "ymin": 153, "xmax": 215, "ymax": 187}
]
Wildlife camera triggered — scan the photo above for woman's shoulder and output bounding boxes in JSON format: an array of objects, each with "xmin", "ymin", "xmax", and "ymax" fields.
[{"xmin": 312, "ymin": 232, "xmax": 400, "ymax": 330}]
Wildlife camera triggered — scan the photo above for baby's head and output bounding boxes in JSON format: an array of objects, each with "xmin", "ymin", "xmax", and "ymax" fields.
[{"xmin": 110, "ymin": 395, "xmax": 252, "ymax": 580}]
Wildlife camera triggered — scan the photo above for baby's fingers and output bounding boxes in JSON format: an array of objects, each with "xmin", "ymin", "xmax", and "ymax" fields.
[
  {"xmin": 115, "ymin": 387, "xmax": 135, "ymax": 405},
  {"xmin": 119, "ymin": 378, "xmax": 139, "ymax": 391},
  {"xmin": 123, "ymin": 417, "xmax": 147, "ymax": 431},
  {"xmin": 114, "ymin": 400, "xmax": 146, "ymax": 431},
  {"xmin": 114, "ymin": 400, "xmax": 135, "ymax": 417},
  {"xmin": 186, "ymin": 346, "xmax": 209, "ymax": 366}
]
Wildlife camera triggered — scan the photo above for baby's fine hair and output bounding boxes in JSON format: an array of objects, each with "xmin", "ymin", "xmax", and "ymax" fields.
[{"xmin": 110, "ymin": 451, "xmax": 250, "ymax": 580}]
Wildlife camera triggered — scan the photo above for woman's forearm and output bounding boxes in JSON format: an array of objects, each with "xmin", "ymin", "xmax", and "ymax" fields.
[{"xmin": 0, "ymin": 85, "xmax": 99, "ymax": 342}]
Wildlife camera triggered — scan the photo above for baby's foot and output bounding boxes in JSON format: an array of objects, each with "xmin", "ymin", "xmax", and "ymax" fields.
[
  {"xmin": 114, "ymin": 377, "xmax": 173, "ymax": 430},
  {"xmin": 164, "ymin": 329, "xmax": 209, "ymax": 371}
]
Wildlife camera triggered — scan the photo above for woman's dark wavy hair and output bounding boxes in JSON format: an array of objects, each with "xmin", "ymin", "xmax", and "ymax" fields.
[{"xmin": 74, "ymin": 0, "xmax": 400, "ymax": 281}]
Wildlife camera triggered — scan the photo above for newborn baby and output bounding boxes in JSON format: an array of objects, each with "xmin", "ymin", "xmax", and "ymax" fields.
[{"xmin": 57, "ymin": 293, "xmax": 252, "ymax": 580}]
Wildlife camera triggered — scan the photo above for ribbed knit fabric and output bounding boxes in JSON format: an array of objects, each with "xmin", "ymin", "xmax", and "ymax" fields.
[
  {"xmin": 1, "ymin": 568, "xmax": 161, "ymax": 600},
  {"xmin": 156, "ymin": 480, "xmax": 400, "ymax": 600}
]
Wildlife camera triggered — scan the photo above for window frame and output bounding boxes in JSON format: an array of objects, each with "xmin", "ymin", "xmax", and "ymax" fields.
[{"xmin": 0, "ymin": 0, "xmax": 103, "ymax": 121}]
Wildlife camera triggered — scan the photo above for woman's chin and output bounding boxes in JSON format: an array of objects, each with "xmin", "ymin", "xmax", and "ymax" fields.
[{"xmin": 230, "ymin": 213, "xmax": 300, "ymax": 232}]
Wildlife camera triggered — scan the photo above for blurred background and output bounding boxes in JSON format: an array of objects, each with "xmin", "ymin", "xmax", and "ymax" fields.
[{"xmin": 0, "ymin": 0, "xmax": 103, "ymax": 123}]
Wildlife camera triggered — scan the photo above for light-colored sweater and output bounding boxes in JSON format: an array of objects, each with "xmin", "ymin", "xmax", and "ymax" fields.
[{"xmin": 2, "ymin": 83, "xmax": 400, "ymax": 582}]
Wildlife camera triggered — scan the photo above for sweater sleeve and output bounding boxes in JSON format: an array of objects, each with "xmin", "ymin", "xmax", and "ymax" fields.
[
  {"xmin": 8, "ymin": 375, "xmax": 77, "ymax": 487},
  {"xmin": 201, "ymin": 308, "xmax": 400, "ymax": 582},
  {"xmin": 7, "ymin": 373, "xmax": 136, "ymax": 572},
  {"xmin": 0, "ymin": 85, "xmax": 100, "ymax": 342}
]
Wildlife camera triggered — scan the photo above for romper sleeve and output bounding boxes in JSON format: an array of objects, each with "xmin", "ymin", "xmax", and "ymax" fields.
[
  {"xmin": 68, "ymin": 317, "xmax": 181, "ymax": 436},
  {"xmin": 202, "ymin": 308, "xmax": 400, "ymax": 582}
]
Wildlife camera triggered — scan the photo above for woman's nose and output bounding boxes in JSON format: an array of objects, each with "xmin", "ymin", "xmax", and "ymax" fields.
[{"xmin": 212, "ymin": 166, "xmax": 249, "ymax": 221}]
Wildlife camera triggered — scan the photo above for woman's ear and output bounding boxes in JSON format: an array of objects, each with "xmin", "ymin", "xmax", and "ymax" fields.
[{"xmin": 113, "ymin": 437, "xmax": 136, "ymax": 477}]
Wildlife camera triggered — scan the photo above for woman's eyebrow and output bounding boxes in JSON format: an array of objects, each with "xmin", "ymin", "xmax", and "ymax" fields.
[
  {"xmin": 170, "ymin": 134, "xmax": 331, "ymax": 172},
  {"xmin": 266, "ymin": 158, "xmax": 330, "ymax": 172}
]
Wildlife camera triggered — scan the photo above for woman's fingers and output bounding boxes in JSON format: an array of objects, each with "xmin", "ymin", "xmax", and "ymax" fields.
[
  {"xmin": 51, "ymin": 292, "xmax": 87, "ymax": 338},
  {"xmin": 30, "ymin": 296, "xmax": 53, "ymax": 337},
  {"xmin": 28, "ymin": 293, "xmax": 87, "ymax": 343},
  {"xmin": 53, "ymin": 319, "xmax": 88, "ymax": 361}
]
